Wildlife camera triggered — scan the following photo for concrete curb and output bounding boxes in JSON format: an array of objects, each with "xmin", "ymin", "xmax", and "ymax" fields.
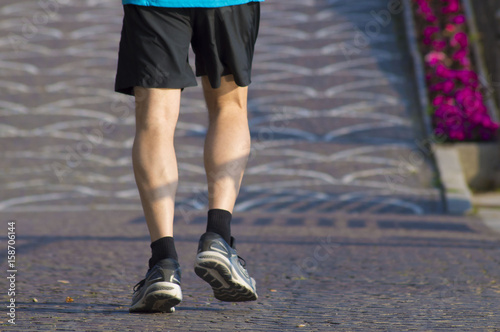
[
  {"xmin": 431, "ymin": 144, "xmax": 473, "ymax": 215},
  {"xmin": 476, "ymin": 208, "xmax": 500, "ymax": 234},
  {"xmin": 472, "ymin": 193, "xmax": 500, "ymax": 234}
]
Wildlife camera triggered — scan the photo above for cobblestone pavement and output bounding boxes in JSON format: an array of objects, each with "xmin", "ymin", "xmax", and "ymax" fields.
[
  {"xmin": 2, "ymin": 211, "xmax": 500, "ymax": 331},
  {"xmin": 1, "ymin": 0, "xmax": 500, "ymax": 330}
]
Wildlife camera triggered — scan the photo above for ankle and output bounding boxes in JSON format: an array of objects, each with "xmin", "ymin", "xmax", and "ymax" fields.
[
  {"xmin": 206, "ymin": 209, "xmax": 232, "ymax": 244},
  {"xmin": 149, "ymin": 236, "xmax": 178, "ymax": 269}
]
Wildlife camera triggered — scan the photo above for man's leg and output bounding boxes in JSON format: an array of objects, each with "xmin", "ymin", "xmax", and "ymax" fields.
[
  {"xmin": 203, "ymin": 75, "xmax": 251, "ymax": 213},
  {"xmin": 203, "ymin": 75, "xmax": 250, "ymax": 244},
  {"xmin": 129, "ymin": 87, "xmax": 182, "ymax": 313},
  {"xmin": 194, "ymin": 75, "xmax": 257, "ymax": 302},
  {"xmin": 133, "ymin": 87, "xmax": 180, "ymax": 243}
]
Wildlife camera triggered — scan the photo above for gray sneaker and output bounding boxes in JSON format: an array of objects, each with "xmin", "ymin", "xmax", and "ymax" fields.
[
  {"xmin": 194, "ymin": 232, "xmax": 257, "ymax": 302},
  {"xmin": 129, "ymin": 258, "xmax": 182, "ymax": 313}
]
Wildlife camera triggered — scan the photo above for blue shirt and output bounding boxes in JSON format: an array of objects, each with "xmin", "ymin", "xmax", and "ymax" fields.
[{"xmin": 122, "ymin": 0, "xmax": 263, "ymax": 7}]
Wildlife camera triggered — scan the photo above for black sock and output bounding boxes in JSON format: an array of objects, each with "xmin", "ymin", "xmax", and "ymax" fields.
[
  {"xmin": 206, "ymin": 209, "xmax": 232, "ymax": 244},
  {"xmin": 149, "ymin": 236, "xmax": 178, "ymax": 269}
]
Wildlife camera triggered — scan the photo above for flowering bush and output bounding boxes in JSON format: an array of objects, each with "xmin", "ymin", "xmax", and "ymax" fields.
[{"xmin": 413, "ymin": 0, "xmax": 499, "ymax": 141}]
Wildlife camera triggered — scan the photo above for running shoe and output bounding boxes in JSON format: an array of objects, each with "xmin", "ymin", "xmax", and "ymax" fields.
[
  {"xmin": 194, "ymin": 232, "xmax": 257, "ymax": 302},
  {"xmin": 129, "ymin": 258, "xmax": 182, "ymax": 313}
]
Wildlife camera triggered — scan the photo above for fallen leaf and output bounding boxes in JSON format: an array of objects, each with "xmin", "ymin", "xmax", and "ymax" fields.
[
  {"xmin": 65, "ymin": 297, "xmax": 74, "ymax": 303},
  {"xmin": 32, "ymin": 298, "xmax": 38, "ymax": 302},
  {"xmin": 292, "ymin": 276, "xmax": 307, "ymax": 281},
  {"xmin": 270, "ymin": 289, "xmax": 277, "ymax": 292}
]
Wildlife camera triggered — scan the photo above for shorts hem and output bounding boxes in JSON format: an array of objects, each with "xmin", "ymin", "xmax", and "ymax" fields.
[{"xmin": 115, "ymin": 81, "xmax": 198, "ymax": 96}]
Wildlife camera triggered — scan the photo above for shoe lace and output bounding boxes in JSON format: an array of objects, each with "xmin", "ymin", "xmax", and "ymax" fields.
[
  {"xmin": 237, "ymin": 255, "xmax": 247, "ymax": 267},
  {"xmin": 230, "ymin": 237, "xmax": 247, "ymax": 268},
  {"xmin": 133, "ymin": 279, "xmax": 145, "ymax": 293}
]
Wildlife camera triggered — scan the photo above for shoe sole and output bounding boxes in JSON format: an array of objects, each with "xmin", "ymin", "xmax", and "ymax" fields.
[
  {"xmin": 129, "ymin": 282, "xmax": 182, "ymax": 313},
  {"xmin": 194, "ymin": 251, "xmax": 257, "ymax": 302}
]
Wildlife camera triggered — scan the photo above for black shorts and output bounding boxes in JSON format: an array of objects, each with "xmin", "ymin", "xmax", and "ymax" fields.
[{"xmin": 114, "ymin": 3, "xmax": 260, "ymax": 96}]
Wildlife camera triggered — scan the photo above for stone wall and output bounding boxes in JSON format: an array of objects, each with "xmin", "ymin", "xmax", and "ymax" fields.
[{"xmin": 470, "ymin": 0, "xmax": 500, "ymax": 111}]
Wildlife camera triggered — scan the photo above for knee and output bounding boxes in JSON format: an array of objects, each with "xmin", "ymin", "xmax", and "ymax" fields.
[
  {"xmin": 133, "ymin": 87, "xmax": 180, "ymax": 133},
  {"xmin": 204, "ymin": 83, "xmax": 248, "ymax": 121},
  {"xmin": 136, "ymin": 116, "xmax": 174, "ymax": 134},
  {"xmin": 134, "ymin": 106, "xmax": 178, "ymax": 136},
  {"xmin": 207, "ymin": 101, "xmax": 248, "ymax": 123}
]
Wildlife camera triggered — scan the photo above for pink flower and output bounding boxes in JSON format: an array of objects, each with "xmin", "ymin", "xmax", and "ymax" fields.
[
  {"xmin": 454, "ymin": 70, "xmax": 478, "ymax": 84},
  {"xmin": 481, "ymin": 117, "xmax": 496, "ymax": 129},
  {"xmin": 424, "ymin": 26, "xmax": 440, "ymax": 38},
  {"xmin": 433, "ymin": 95, "xmax": 446, "ymax": 106},
  {"xmin": 459, "ymin": 57, "xmax": 471, "ymax": 68},
  {"xmin": 443, "ymin": 80, "xmax": 455, "ymax": 94},
  {"xmin": 416, "ymin": 1, "xmax": 434, "ymax": 15},
  {"xmin": 445, "ymin": 24, "xmax": 456, "ymax": 32},
  {"xmin": 426, "ymin": 15, "xmax": 437, "ymax": 23},
  {"xmin": 425, "ymin": 51, "xmax": 446, "ymax": 66},
  {"xmin": 451, "ymin": 32, "xmax": 468, "ymax": 48},
  {"xmin": 442, "ymin": 0, "xmax": 460, "ymax": 14},
  {"xmin": 436, "ymin": 64, "xmax": 453, "ymax": 78},
  {"xmin": 432, "ymin": 40, "xmax": 447, "ymax": 51},
  {"xmin": 434, "ymin": 107, "xmax": 446, "ymax": 118},
  {"xmin": 452, "ymin": 49, "xmax": 468, "ymax": 62},
  {"xmin": 431, "ymin": 80, "xmax": 455, "ymax": 93},
  {"xmin": 430, "ymin": 82, "xmax": 443, "ymax": 92},
  {"xmin": 455, "ymin": 87, "xmax": 478, "ymax": 103},
  {"xmin": 449, "ymin": 130, "xmax": 465, "ymax": 140},
  {"xmin": 470, "ymin": 113, "xmax": 485, "ymax": 124},
  {"xmin": 452, "ymin": 15, "xmax": 466, "ymax": 24}
]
